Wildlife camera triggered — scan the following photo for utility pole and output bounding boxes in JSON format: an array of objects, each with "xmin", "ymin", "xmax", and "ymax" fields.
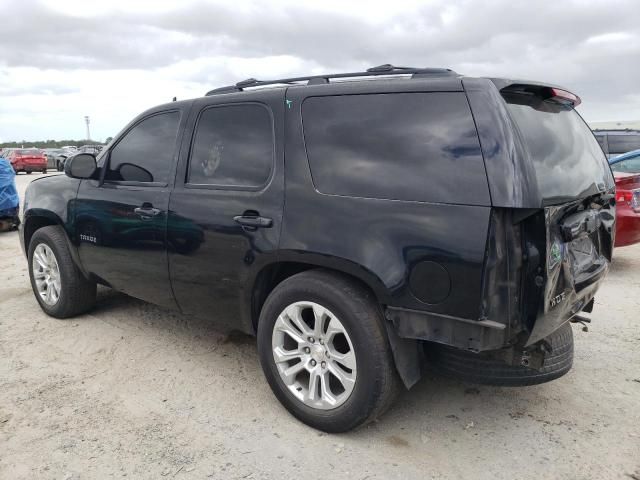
[{"xmin": 84, "ymin": 116, "xmax": 91, "ymax": 141}]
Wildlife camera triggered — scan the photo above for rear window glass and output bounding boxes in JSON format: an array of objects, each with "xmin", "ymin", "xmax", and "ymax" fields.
[
  {"xmin": 302, "ymin": 92, "xmax": 489, "ymax": 205},
  {"xmin": 17, "ymin": 149, "xmax": 41, "ymax": 155},
  {"xmin": 503, "ymin": 94, "xmax": 614, "ymax": 204}
]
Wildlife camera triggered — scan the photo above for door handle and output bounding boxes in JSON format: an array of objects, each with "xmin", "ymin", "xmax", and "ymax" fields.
[
  {"xmin": 233, "ymin": 214, "xmax": 273, "ymax": 229},
  {"xmin": 134, "ymin": 204, "xmax": 162, "ymax": 219}
]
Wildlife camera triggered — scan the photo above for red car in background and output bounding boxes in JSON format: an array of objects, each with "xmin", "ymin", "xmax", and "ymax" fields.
[
  {"xmin": 5, "ymin": 148, "xmax": 48, "ymax": 174},
  {"xmin": 614, "ymin": 172, "xmax": 640, "ymax": 247}
]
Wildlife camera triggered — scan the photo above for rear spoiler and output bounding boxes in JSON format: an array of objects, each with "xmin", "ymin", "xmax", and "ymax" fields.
[{"xmin": 490, "ymin": 79, "xmax": 581, "ymax": 107}]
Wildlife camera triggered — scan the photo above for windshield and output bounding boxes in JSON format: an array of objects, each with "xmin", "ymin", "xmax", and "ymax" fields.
[
  {"xmin": 17, "ymin": 149, "xmax": 41, "ymax": 155},
  {"xmin": 503, "ymin": 93, "xmax": 614, "ymax": 204}
]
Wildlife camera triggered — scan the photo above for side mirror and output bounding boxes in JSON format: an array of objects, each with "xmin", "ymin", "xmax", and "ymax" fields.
[{"xmin": 65, "ymin": 153, "xmax": 97, "ymax": 179}]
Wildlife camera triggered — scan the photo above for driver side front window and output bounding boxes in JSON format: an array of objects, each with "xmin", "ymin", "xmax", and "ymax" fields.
[{"xmin": 105, "ymin": 111, "xmax": 180, "ymax": 184}]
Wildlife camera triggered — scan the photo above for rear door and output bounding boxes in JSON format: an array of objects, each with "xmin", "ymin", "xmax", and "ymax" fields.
[{"xmin": 168, "ymin": 89, "xmax": 285, "ymax": 332}]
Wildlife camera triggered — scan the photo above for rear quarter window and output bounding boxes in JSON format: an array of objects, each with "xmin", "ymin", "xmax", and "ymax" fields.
[{"xmin": 301, "ymin": 92, "xmax": 489, "ymax": 205}]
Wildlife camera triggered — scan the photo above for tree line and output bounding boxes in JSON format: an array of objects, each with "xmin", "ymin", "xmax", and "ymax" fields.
[{"xmin": 0, "ymin": 138, "xmax": 112, "ymax": 149}]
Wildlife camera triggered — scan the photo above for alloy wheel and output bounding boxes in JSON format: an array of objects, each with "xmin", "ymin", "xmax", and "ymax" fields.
[
  {"xmin": 32, "ymin": 243, "xmax": 61, "ymax": 306},
  {"xmin": 271, "ymin": 301, "xmax": 357, "ymax": 410}
]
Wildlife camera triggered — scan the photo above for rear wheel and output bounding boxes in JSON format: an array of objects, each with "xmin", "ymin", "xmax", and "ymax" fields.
[
  {"xmin": 28, "ymin": 226, "xmax": 97, "ymax": 318},
  {"xmin": 257, "ymin": 270, "xmax": 399, "ymax": 432}
]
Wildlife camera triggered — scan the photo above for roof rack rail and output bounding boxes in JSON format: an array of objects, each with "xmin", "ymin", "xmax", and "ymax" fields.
[{"xmin": 205, "ymin": 64, "xmax": 457, "ymax": 96}]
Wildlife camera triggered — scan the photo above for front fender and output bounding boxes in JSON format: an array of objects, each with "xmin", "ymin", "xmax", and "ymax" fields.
[{"xmin": 20, "ymin": 175, "xmax": 85, "ymax": 274}]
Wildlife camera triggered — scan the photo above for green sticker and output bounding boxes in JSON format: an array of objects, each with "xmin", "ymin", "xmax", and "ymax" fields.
[
  {"xmin": 285, "ymin": 99, "xmax": 293, "ymax": 109},
  {"xmin": 549, "ymin": 242, "xmax": 562, "ymax": 268}
]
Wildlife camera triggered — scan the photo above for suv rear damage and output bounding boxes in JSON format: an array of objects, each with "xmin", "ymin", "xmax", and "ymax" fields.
[
  {"xmin": 21, "ymin": 65, "xmax": 615, "ymax": 431},
  {"xmin": 392, "ymin": 78, "xmax": 614, "ymax": 385}
]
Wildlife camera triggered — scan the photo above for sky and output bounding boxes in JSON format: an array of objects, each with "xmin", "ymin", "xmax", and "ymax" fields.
[{"xmin": 1, "ymin": 0, "xmax": 639, "ymax": 143}]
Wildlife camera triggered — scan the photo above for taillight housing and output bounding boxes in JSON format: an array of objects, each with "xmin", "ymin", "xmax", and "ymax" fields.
[{"xmin": 617, "ymin": 189, "xmax": 640, "ymax": 212}]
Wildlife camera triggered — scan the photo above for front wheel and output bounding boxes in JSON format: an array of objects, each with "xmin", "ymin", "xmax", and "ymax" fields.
[
  {"xmin": 257, "ymin": 270, "xmax": 399, "ymax": 432},
  {"xmin": 28, "ymin": 226, "xmax": 97, "ymax": 318}
]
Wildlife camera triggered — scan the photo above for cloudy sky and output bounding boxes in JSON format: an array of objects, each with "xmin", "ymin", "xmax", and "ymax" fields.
[{"xmin": 1, "ymin": 0, "xmax": 639, "ymax": 143}]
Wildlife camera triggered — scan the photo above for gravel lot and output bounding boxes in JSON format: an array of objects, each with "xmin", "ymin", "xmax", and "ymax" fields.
[{"xmin": 1, "ymin": 172, "xmax": 639, "ymax": 480}]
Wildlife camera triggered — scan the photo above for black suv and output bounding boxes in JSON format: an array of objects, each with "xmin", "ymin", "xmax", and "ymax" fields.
[{"xmin": 21, "ymin": 65, "xmax": 615, "ymax": 432}]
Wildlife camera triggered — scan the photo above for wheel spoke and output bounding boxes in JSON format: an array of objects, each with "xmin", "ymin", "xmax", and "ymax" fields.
[
  {"xmin": 281, "ymin": 361, "xmax": 306, "ymax": 385},
  {"xmin": 319, "ymin": 371, "xmax": 337, "ymax": 405},
  {"xmin": 50, "ymin": 281, "xmax": 60, "ymax": 302},
  {"xmin": 329, "ymin": 349, "xmax": 356, "ymax": 371},
  {"xmin": 284, "ymin": 304, "xmax": 313, "ymax": 336},
  {"xmin": 328, "ymin": 362, "xmax": 356, "ymax": 389},
  {"xmin": 274, "ymin": 316, "xmax": 306, "ymax": 345},
  {"xmin": 273, "ymin": 346, "xmax": 303, "ymax": 364},
  {"xmin": 312, "ymin": 304, "xmax": 328, "ymax": 337},
  {"xmin": 34, "ymin": 250, "xmax": 47, "ymax": 269},
  {"xmin": 324, "ymin": 317, "xmax": 344, "ymax": 340},
  {"xmin": 307, "ymin": 370, "xmax": 321, "ymax": 401}
]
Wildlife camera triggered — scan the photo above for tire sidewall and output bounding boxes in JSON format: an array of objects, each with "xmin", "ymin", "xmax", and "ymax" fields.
[{"xmin": 257, "ymin": 276, "xmax": 386, "ymax": 431}]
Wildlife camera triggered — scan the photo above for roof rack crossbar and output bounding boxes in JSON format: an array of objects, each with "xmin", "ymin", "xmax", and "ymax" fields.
[{"xmin": 205, "ymin": 64, "xmax": 456, "ymax": 96}]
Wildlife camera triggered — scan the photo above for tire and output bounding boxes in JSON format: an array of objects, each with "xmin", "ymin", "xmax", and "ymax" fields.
[
  {"xmin": 26, "ymin": 171, "xmax": 32, "ymax": 175},
  {"xmin": 428, "ymin": 322, "xmax": 574, "ymax": 386},
  {"xmin": 28, "ymin": 226, "xmax": 97, "ymax": 318},
  {"xmin": 257, "ymin": 269, "xmax": 399, "ymax": 432}
]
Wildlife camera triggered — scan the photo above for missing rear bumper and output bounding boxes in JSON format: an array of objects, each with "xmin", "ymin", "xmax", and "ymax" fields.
[{"xmin": 386, "ymin": 306, "xmax": 507, "ymax": 352}]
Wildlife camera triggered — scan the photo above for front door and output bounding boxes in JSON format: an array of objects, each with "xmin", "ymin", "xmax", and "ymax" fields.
[
  {"xmin": 168, "ymin": 90, "xmax": 285, "ymax": 332},
  {"xmin": 74, "ymin": 108, "xmax": 187, "ymax": 308}
]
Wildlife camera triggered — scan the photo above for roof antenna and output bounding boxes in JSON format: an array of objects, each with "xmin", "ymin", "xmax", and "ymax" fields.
[{"xmin": 172, "ymin": 96, "xmax": 177, "ymax": 102}]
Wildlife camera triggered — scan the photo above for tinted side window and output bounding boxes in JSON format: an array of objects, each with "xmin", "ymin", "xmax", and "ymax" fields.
[
  {"xmin": 105, "ymin": 111, "xmax": 180, "ymax": 184},
  {"xmin": 302, "ymin": 93, "xmax": 489, "ymax": 204},
  {"xmin": 188, "ymin": 104, "xmax": 273, "ymax": 188}
]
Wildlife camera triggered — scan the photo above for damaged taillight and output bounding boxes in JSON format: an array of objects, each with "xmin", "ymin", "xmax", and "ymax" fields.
[{"xmin": 617, "ymin": 189, "xmax": 640, "ymax": 212}]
